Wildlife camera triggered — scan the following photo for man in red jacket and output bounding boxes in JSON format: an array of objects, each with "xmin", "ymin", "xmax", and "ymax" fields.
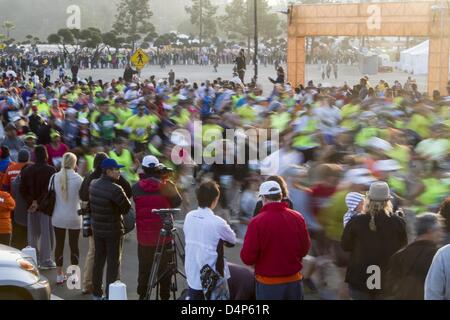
[
  {"xmin": 132, "ymin": 155, "xmax": 181, "ymax": 300},
  {"xmin": 241, "ymin": 181, "xmax": 311, "ymax": 300}
]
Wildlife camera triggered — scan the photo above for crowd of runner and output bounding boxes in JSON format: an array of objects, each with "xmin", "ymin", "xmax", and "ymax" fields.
[{"xmin": 0, "ymin": 50, "xmax": 449, "ymax": 300}]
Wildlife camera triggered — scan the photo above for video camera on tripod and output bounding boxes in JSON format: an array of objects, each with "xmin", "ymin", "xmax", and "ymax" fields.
[{"xmin": 152, "ymin": 208, "xmax": 180, "ymax": 233}]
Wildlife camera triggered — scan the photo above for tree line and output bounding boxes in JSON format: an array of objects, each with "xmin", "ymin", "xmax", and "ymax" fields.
[{"xmin": 0, "ymin": 0, "xmax": 285, "ymax": 53}]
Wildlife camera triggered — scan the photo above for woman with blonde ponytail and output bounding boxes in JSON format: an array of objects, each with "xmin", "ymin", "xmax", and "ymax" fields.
[
  {"xmin": 341, "ymin": 181, "xmax": 407, "ymax": 300},
  {"xmin": 51, "ymin": 152, "xmax": 83, "ymax": 285}
]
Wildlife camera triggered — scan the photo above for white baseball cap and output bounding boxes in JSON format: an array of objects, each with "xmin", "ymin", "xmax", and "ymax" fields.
[
  {"xmin": 259, "ymin": 181, "xmax": 282, "ymax": 196},
  {"xmin": 142, "ymin": 155, "xmax": 160, "ymax": 168}
]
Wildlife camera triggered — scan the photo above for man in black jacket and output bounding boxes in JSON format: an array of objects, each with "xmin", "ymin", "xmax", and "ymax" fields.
[
  {"xmin": 89, "ymin": 158, "xmax": 132, "ymax": 300},
  {"xmin": 71, "ymin": 63, "xmax": 79, "ymax": 82},
  {"xmin": 234, "ymin": 49, "xmax": 246, "ymax": 84},
  {"xmin": 386, "ymin": 213, "xmax": 443, "ymax": 300},
  {"xmin": 268, "ymin": 67, "xmax": 285, "ymax": 85},
  {"xmin": 19, "ymin": 145, "xmax": 56, "ymax": 269},
  {"xmin": 79, "ymin": 152, "xmax": 132, "ymax": 294},
  {"xmin": 123, "ymin": 64, "xmax": 138, "ymax": 83}
]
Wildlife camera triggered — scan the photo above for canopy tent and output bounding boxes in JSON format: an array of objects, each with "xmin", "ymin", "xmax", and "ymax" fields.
[{"xmin": 399, "ymin": 40, "xmax": 450, "ymax": 75}]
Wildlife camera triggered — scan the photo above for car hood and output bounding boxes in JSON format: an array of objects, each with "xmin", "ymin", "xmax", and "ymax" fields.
[
  {"xmin": 0, "ymin": 244, "xmax": 23, "ymax": 268},
  {"xmin": 0, "ymin": 244, "xmax": 40, "ymax": 286}
]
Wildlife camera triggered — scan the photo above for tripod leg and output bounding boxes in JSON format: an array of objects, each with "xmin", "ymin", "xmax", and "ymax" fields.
[
  {"xmin": 174, "ymin": 231, "xmax": 185, "ymax": 264},
  {"xmin": 145, "ymin": 234, "xmax": 166, "ymax": 300}
]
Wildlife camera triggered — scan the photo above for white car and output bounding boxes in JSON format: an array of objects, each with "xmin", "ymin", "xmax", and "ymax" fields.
[{"xmin": 0, "ymin": 245, "xmax": 51, "ymax": 300}]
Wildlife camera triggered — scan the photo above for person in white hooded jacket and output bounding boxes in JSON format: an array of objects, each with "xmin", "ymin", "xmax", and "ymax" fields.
[
  {"xmin": 52, "ymin": 152, "xmax": 83, "ymax": 284},
  {"xmin": 425, "ymin": 244, "xmax": 450, "ymax": 300}
]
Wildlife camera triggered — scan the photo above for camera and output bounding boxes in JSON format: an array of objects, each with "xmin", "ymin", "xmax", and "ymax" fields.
[
  {"xmin": 156, "ymin": 164, "xmax": 173, "ymax": 179},
  {"xmin": 78, "ymin": 208, "xmax": 92, "ymax": 237},
  {"xmin": 78, "ymin": 208, "xmax": 90, "ymax": 216},
  {"xmin": 152, "ymin": 208, "xmax": 180, "ymax": 232}
]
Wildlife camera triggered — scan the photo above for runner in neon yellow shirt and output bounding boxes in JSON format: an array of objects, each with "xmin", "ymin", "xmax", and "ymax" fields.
[{"xmin": 123, "ymin": 104, "xmax": 160, "ymax": 152}]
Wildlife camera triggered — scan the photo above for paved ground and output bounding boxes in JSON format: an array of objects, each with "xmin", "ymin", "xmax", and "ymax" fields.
[
  {"xmin": 61, "ymin": 63, "xmax": 430, "ymax": 94},
  {"xmin": 41, "ymin": 221, "xmax": 244, "ymax": 301}
]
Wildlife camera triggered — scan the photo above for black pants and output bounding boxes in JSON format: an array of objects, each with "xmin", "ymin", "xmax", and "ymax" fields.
[
  {"xmin": 137, "ymin": 244, "xmax": 171, "ymax": 300},
  {"xmin": 238, "ymin": 70, "xmax": 245, "ymax": 84},
  {"xmin": 54, "ymin": 227, "xmax": 80, "ymax": 267},
  {"xmin": 0, "ymin": 233, "xmax": 11, "ymax": 246},
  {"xmin": 11, "ymin": 223, "xmax": 27, "ymax": 250},
  {"xmin": 93, "ymin": 235, "xmax": 122, "ymax": 298}
]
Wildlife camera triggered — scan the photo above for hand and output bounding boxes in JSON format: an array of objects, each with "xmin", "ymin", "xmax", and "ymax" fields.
[{"xmin": 28, "ymin": 201, "xmax": 38, "ymax": 213}]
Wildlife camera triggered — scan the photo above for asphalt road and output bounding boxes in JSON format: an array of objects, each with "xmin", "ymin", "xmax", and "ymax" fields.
[
  {"xmin": 41, "ymin": 221, "xmax": 244, "ymax": 301},
  {"xmin": 53, "ymin": 63, "xmax": 429, "ymax": 94}
]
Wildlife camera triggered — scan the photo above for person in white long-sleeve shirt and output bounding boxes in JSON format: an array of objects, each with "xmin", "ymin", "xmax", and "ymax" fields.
[
  {"xmin": 183, "ymin": 181, "xmax": 237, "ymax": 300},
  {"xmin": 425, "ymin": 244, "xmax": 450, "ymax": 300}
]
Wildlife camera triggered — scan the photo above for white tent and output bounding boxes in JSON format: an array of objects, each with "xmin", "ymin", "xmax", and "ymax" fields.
[
  {"xmin": 399, "ymin": 40, "xmax": 450, "ymax": 75},
  {"xmin": 399, "ymin": 40, "xmax": 428, "ymax": 74}
]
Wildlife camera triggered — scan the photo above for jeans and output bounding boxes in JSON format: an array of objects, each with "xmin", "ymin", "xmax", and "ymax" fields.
[
  {"xmin": 92, "ymin": 235, "xmax": 122, "ymax": 298},
  {"xmin": 188, "ymin": 288, "xmax": 205, "ymax": 301},
  {"xmin": 54, "ymin": 227, "xmax": 80, "ymax": 268},
  {"xmin": 137, "ymin": 244, "xmax": 171, "ymax": 300},
  {"xmin": 28, "ymin": 212, "xmax": 54, "ymax": 265},
  {"xmin": 256, "ymin": 280, "xmax": 304, "ymax": 300}
]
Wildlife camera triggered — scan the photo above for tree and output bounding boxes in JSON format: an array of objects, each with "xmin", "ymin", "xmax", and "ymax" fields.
[
  {"xmin": 154, "ymin": 33, "xmax": 177, "ymax": 47},
  {"xmin": 103, "ymin": 31, "xmax": 123, "ymax": 53},
  {"xmin": 25, "ymin": 34, "xmax": 33, "ymax": 44},
  {"xmin": 248, "ymin": 0, "xmax": 280, "ymax": 41},
  {"xmin": 47, "ymin": 34, "xmax": 61, "ymax": 44},
  {"xmin": 185, "ymin": 0, "xmax": 218, "ymax": 44},
  {"xmin": 2, "ymin": 21, "xmax": 15, "ymax": 40},
  {"xmin": 177, "ymin": 19, "xmax": 198, "ymax": 36},
  {"xmin": 220, "ymin": 0, "xmax": 248, "ymax": 41},
  {"xmin": 113, "ymin": 0, "xmax": 156, "ymax": 51},
  {"xmin": 80, "ymin": 28, "xmax": 105, "ymax": 63},
  {"xmin": 221, "ymin": 0, "xmax": 281, "ymax": 53}
]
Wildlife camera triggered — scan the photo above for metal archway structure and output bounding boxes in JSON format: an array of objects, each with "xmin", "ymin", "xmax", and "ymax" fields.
[{"xmin": 287, "ymin": 1, "xmax": 450, "ymax": 95}]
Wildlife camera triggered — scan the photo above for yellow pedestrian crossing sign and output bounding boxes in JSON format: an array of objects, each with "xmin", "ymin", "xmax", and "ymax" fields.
[{"xmin": 131, "ymin": 48, "xmax": 149, "ymax": 70}]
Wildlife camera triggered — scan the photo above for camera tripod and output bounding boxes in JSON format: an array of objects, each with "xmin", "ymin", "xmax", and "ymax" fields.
[{"xmin": 145, "ymin": 209, "xmax": 186, "ymax": 300}]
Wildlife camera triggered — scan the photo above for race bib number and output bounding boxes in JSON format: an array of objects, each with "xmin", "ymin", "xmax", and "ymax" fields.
[{"xmin": 103, "ymin": 120, "xmax": 115, "ymax": 128}]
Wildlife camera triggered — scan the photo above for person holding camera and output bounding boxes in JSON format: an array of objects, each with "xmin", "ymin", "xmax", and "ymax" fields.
[
  {"xmin": 132, "ymin": 155, "xmax": 182, "ymax": 300},
  {"xmin": 184, "ymin": 181, "xmax": 237, "ymax": 300},
  {"xmin": 89, "ymin": 158, "xmax": 132, "ymax": 300},
  {"xmin": 79, "ymin": 152, "xmax": 132, "ymax": 295}
]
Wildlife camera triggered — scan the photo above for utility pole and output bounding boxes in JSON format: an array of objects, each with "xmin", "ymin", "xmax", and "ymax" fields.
[
  {"xmin": 199, "ymin": 0, "xmax": 203, "ymax": 58},
  {"xmin": 247, "ymin": 0, "xmax": 251, "ymax": 59},
  {"xmin": 254, "ymin": 0, "xmax": 258, "ymax": 83}
]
